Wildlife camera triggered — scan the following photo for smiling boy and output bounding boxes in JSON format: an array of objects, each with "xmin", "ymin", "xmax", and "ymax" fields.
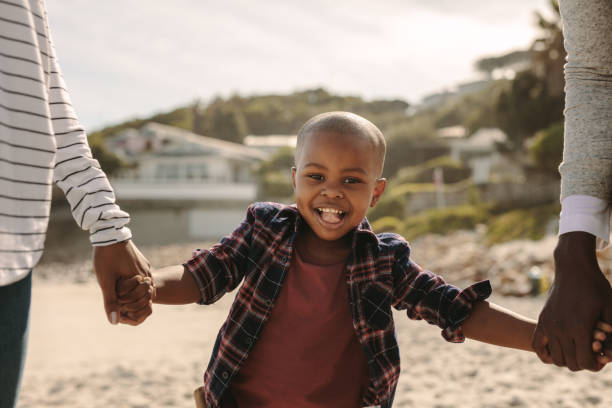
[
  {"xmin": 290, "ymin": 112, "xmax": 387, "ymax": 265},
  {"xmin": 117, "ymin": 112, "xmax": 603, "ymax": 408}
]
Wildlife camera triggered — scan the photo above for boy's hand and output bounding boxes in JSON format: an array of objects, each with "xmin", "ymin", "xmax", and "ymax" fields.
[
  {"xmin": 592, "ymin": 321, "xmax": 612, "ymax": 368},
  {"xmin": 116, "ymin": 275, "xmax": 156, "ymax": 325}
]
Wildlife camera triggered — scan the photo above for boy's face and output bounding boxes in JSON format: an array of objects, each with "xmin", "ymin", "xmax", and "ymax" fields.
[{"xmin": 291, "ymin": 130, "xmax": 386, "ymax": 243}]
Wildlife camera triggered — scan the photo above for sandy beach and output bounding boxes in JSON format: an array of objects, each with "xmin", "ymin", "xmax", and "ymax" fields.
[{"xmin": 17, "ymin": 235, "xmax": 612, "ymax": 408}]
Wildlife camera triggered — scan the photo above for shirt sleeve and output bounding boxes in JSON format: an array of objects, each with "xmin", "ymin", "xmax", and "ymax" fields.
[
  {"xmin": 558, "ymin": 0, "xmax": 612, "ymax": 202},
  {"xmin": 45, "ymin": 23, "xmax": 132, "ymax": 246},
  {"xmin": 391, "ymin": 245, "xmax": 492, "ymax": 343},
  {"xmin": 183, "ymin": 205, "xmax": 257, "ymax": 304},
  {"xmin": 559, "ymin": 195, "xmax": 610, "ymax": 248}
]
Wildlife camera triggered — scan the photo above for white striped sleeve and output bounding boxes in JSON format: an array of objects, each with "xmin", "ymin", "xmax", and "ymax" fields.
[{"xmin": 45, "ymin": 33, "xmax": 132, "ymax": 246}]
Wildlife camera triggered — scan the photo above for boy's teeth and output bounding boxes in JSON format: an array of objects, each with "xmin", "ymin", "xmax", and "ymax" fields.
[
  {"xmin": 317, "ymin": 207, "xmax": 344, "ymax": 215},
  {"xmin": 317, "ymin": 207, "xmax": 344, "ymax": 223}
]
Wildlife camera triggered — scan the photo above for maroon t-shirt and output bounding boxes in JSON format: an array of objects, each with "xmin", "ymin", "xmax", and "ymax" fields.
[{"xmin": 227, "ymin": 250, "xmax": 370, "ymax": 407}]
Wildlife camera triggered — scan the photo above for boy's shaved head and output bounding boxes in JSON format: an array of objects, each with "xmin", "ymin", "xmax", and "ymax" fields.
[{"xmin": 296, "ymin": 112, "xmax": 386, "ymax": 176}]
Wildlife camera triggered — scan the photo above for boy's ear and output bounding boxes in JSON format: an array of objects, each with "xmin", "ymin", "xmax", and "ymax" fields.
[
  {"xmin": 291, "ymin": 167, "xmax": 297, "ymax": 190},
  {"xmin": 370, "ymin": 178, "xmax": 387, "ymax": 207}
]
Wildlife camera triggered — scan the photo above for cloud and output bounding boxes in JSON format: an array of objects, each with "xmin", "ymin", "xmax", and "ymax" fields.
[{"xmin": 45, "ymin": 0, "xmax": 550, "ymax": 130}]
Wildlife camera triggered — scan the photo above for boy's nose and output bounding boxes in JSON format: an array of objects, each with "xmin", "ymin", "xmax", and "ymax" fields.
[{"xmin": 320, "ymin": 185, "xmax": 344, "ymax": 199}]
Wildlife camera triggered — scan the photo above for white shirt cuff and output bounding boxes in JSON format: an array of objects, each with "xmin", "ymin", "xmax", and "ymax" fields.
[{"xmin": 559, "ymin": 195, "xmax": 610, "ymax": 248}]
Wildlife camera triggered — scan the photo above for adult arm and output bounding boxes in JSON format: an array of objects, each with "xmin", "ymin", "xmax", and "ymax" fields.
[
  {"xmin": 533, "ymin": 0, "xmax": 612, "ymax": 371},
  {"xmin": 44, "ymin": 19, "xmax": 151, "ymax": 325}
]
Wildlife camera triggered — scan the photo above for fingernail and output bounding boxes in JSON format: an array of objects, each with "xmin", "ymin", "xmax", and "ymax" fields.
[{"xmin": 110, "ymin": 311, "xmax": 118, "ymax": 325}]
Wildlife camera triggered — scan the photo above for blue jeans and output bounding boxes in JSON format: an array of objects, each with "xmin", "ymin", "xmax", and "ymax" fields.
[{"xmin": 0, "ymin": 272, "xmax": 32, "ymax": 408}]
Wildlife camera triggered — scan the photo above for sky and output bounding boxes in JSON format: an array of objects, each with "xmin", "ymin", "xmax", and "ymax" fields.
[{"xmin": 46, "ymin": 0, "xmax": 552, "ymax": 131}]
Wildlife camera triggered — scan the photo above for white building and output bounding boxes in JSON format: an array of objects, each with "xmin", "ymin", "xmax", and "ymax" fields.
[
  {"xmin": 108, "ymin": 122, "xmax": 266, "ymax": 187},
  {"xmin": 106, "ymin": 123, "xmax": 268, "ymax": 240},
  {"xmin": 448, "ymin": 128, "xmax": 514, "ymax": 184}
]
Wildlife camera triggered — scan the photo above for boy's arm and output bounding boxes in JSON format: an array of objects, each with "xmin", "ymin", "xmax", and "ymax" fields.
[
  {"xmin": 462, "ymin": 301, "xmax": 536, "ymax": 352},
  {"xmin": 152, "ymin": 265, "xmax": 202, "ymax": 305}
]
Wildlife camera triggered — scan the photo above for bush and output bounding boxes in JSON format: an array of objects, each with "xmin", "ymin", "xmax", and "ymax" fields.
[
  {"xmin": 258, "ymin": 171, "xmax": 293, "ymax": 200},
  {"xmin": 486, "ymin": 203, "xmax": 560, "ymax": 244},
  {"xmin": 401, "ymin": 205, "xmax": 489, "ymax": 241},
  {"xmin": 389, "ymin": 183, "xmax": 436, "ymax": 197},
  {"xmin": 393, "ymin": 156, "xmax": 471, "ymax": 185},
  {"xmin": 370, "ymin": 216, "xmax": 402, "ymax": 233},
  {"xmin": 384, "ymin": 135, "xmax": 449, "ymax": 178},
  {"xmin": 257, "ymin": 147, "xmax": 295, "ymax": 175},
  {"xmin": 90, "ymin": 143, "xmax": 123, "ymax": 176},
  {"xmin": 367, "ymin": 194, "xmax": 406, "ymax": 223}
]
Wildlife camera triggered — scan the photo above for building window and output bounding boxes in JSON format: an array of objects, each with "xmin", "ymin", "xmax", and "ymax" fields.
[{"xmin": 155, "ymin": 163, "xmax": 180, "ymax": 180}]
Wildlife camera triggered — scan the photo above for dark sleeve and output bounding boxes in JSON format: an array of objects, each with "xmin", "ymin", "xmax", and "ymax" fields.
[{"xmin": 391, "ymin": 243, "xmax": 492, "ymax": 342}]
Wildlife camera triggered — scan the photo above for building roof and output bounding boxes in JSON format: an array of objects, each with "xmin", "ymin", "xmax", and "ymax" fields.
[
  {"xmin": 467, "ymin": 128, "xmax": 507, "ymax": 148},
  {"xmin": 122, "ymin": 122, "xmax": 267, "ymax": 161}
]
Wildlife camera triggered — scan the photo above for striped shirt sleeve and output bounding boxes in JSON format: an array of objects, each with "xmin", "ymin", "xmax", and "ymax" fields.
[{"xmin": 43, "ymin": 11, "xmax": 132, "ymax": 246}]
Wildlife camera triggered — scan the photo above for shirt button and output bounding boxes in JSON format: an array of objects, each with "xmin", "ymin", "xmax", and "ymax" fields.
[
  {"xmin": 245, "ymin": 337, "xmax": 253, "ymax": 345},
  {"xmin": 265, "ymin": 300, "xmax": 273, "ymax": 307},
  {"xmin": 222, "ymin": 371, "xmax": 229, "ymax": 380}
]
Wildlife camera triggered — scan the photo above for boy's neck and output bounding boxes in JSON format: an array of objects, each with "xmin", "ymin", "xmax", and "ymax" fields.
[{"xmin": 295, "ymin": 227, "xmax": 352, "ymax": 266}]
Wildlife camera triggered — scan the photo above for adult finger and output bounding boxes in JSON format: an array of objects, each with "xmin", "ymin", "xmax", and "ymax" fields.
[
  {"xmin": 120, "ymin": 296, "xmax": 152, "ymax": 313},
  {"xmin": 559, "ymin": 336, "xmax": 580, "ymax": 371},
  {"xmin": 532, "ymin": 327, "xmax": 551, "ymax": 363},
  {"xmin": 573, "ymin": 331, "xmax": 597, "ymax": 371},
  {"xmin": 548, "ymin": 336, "xmax": 566, "ymax": 368},
  {"xmin": 118, "ymin": 281, "xmax": 152, "ymax": 304},
  {"xmin": 119, "ymin": 301, "xmax": 153, "ymax": 326},
  {"xmin": 116, "ymin": 275, "xmax": 142, "ymax": 297}
]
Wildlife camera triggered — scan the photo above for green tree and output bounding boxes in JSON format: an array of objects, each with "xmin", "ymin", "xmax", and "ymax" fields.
[
  {"xmin": 90, "ymin": 142, "xmax": 123, "ymax": 176},
  {"xmin": 496, "ymin": 70, "xmax": 563, "ymax": 147},
  {"xmin": 200, "ymin": 98, "xmax": 249, "ymax": 143},
  {"xmin": 528, "ymin": 121, "xmax": 563, "ymax": 175},
  {"xmin": 495, "ymin": 0, "xmax": 565, "ymax": 149}
]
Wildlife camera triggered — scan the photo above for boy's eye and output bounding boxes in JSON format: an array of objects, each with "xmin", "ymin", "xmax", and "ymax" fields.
[
  {"xmin": 343, "ymin": 177, "xmax": 362, "ymax": 184},
  {"xmin": 307, "ymin": 174, "xmax": 324, "ymax": 181}
]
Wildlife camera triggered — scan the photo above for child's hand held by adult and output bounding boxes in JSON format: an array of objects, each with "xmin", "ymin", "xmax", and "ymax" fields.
[
  {"xmin": 116, "ymin": 274, "xmax": 155, "ymax": 325},
  {"xmin": 592, "ymin": 321, "xmax": 612, "ymax": 368}
]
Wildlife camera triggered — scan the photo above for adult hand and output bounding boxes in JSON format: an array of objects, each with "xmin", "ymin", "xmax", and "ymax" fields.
[
  {"xmin": 93, "ymin": 240, "xmax": 152, "ymax": 326},
  {"xmin": 533, "ymin": 231, "xmax": 612, "ymax": 371}
]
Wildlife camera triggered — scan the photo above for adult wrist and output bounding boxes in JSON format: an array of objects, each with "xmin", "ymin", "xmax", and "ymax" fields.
[
  {"xmin": 556, "ymin": 231, "xmax": 596, "ymax": 251},
  {"xmin": 554, "ymin": 231, "xmax": 599, "ymax": 277}
]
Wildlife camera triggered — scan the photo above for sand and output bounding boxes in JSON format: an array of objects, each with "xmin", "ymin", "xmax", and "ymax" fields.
[{"xmin": 16, "ymin": 236, "xmax": 612, "ymax": 408}]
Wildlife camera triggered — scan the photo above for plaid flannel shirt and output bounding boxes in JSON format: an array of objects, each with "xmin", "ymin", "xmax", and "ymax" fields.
[{"xmin": 184, "ymin": 202, "xmax": 491, "ymax": 408}]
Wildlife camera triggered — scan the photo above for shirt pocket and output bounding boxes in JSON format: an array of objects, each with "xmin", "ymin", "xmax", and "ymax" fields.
[{"xmin": 361, "ymin": 276, "xmax": 394, "ymax": 331}]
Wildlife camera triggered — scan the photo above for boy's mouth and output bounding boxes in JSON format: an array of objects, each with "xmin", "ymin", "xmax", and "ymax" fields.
[{"xmin": 315, "ymin": 207, "xmax": 346, "ymax": 224}]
